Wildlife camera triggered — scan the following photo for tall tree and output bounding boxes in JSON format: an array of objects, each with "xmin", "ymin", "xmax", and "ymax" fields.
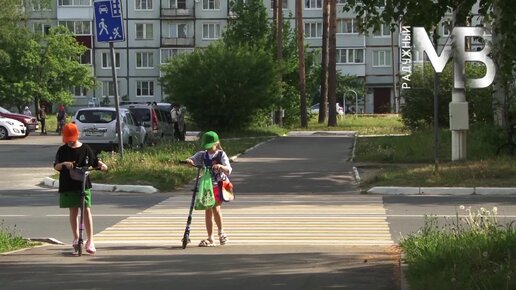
[
  {"xmin": 319, "ymin": 0, "xmax": 330, "ymax": 123},
  {"xmin": 297, "ymin": 0, "xmax": 307, "ymax": 128},
  {"xmin": 327, "ymin": 0, "xmax": 337, "ymax": 126},
  {"xmin": 275, "ymin": 0, "xmax": 284, "ymax": 126},
  {"xmin": 0, "ymin": 25, "xmax": 95, "ymax": 109},
  {"xmin": 343, "ymin": 0, "xmax": 516, "ymax": 128},
  {"xmin": 223, "ymin": 0, "xmax": 270, "ymax": 49}
]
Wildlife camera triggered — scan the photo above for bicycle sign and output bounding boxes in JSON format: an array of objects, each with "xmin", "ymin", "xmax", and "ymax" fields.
[{"xmin": 94, "ymin": 0, "xmax": 125, "ymax": 42}]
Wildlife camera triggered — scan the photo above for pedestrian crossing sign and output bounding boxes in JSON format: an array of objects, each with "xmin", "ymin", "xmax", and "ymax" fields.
[{"xmin": 94, "ymin": 0, "xmax": 125, "ymax": 43}]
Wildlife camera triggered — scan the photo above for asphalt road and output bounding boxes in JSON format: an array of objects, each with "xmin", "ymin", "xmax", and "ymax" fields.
[{"xmin": 1, "ymin": 132, "xmax": 516, "ymax": 290}]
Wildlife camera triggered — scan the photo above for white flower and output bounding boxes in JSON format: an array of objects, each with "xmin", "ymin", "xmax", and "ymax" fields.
[{"xmin": 459, "ymin": 205, "xmax": 465, "ymax": 210}]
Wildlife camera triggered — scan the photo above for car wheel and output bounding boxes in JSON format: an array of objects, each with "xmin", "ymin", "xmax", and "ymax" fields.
[{"xmin": 0, "ymin": 127, "xmax": 8, "ymax": 140}]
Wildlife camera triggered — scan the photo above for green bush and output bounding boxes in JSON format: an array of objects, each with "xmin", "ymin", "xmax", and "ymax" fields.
[
  {"xmin": 400, "ymin": 207, "xmax": 516, "ymax": 290},
  {"xmin": 400, "ymin": 63, "xmax": 494, "ymax": 131},
  {"xmin": 160, "ymin": 42, "xmax": 278, "ymax": 132}
]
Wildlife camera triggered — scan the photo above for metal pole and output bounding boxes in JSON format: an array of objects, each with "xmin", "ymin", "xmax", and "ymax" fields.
[
  {"xmin": 110, "ymin": 42, "xmax": 123, "ymax": 158},
  {"xmin": 343, "ymin": 95, "xmax": 346, "ymax": 118},
  {"xmin": 434, "ymin": 72, "xmax": 440, "ymax": 173},
  {"xmin": 353, "ymin": 90, "xmax": 358, "ymax": 117}
]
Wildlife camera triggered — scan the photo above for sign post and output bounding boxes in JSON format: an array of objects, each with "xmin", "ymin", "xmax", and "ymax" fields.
[{"xmin": 94, "ymin": 0, "xmax": 125, "ymax": 157}]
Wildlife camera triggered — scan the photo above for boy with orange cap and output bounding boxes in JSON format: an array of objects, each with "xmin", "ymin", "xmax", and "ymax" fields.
[{"xmin": 54, "ymin": 123, "xmax": 108, "ymax": 254}]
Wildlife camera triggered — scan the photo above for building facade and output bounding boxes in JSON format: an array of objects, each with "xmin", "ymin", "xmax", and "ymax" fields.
[{"xmin": 24, "ymin": 0, "xmax": 489, "ymax": 113}]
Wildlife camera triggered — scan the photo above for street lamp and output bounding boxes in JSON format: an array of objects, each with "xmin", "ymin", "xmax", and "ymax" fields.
[{"xmin": 343, "ymin": 89, "xmax": 358, "ymax": 117}]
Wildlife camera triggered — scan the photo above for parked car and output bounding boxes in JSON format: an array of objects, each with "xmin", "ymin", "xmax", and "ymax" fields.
[
  {"xmin": 153, "ymin": 104, "xmax": 175, "ymax": 139},
  {"xmin": 121, "ymin": 104, "xmax": 162, "ymax": 146},
  {"xmin": 73, "ymin": 107, "xmax": 145, "ymax": 152},
  {"xmin": 0, "ymin": 117, "xmax": 26, "ymax": 140},
  {"xmin": 310, "ymin": 103, "xmax": 344, "ymax": 116},
  {"xmin": 0, "ymin": 106, "xmax": 38, "ymax": 136}
]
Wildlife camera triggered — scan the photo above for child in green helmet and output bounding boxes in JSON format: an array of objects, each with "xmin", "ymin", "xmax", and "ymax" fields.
[{"xmin": 186, "ymin": 131, "xmax": 232, "ymax": 247}]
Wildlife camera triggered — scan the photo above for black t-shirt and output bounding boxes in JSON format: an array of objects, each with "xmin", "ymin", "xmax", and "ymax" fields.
[{"xmin": 54, "ymin": 144, "xmax": 99, "ymax": 193}]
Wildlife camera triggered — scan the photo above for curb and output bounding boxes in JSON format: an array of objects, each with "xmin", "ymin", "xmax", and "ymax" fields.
[
  {"xmin": 41, "ymin": 177, "xmax": 159, "ymax": 194},
  {"xmin": 40, "ymin": 138, "xmax": 278, "ymax": 194},
  {"xmin": 367, "ymin": 186, "xmax": 516, "ymax": 195}
]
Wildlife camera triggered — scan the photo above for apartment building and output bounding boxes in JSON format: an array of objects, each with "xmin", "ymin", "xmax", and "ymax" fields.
[{"xmin": 24, "ymin": 0, "xmax": 489, "ymax": 113}]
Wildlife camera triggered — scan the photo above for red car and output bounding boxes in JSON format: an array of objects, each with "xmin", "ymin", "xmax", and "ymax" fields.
[{"xmin": 0, "ymin": 106, "xmax": 39, "ymax": 136}]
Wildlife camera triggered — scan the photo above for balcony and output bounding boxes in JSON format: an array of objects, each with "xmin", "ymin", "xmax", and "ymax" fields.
[
  {"xmin": 161, "ymin": 8, "xmax": 194, "ymax": 18},
  {"xmin": 161, "ymin": 37, "xmax": 195, "ymax": 47}
]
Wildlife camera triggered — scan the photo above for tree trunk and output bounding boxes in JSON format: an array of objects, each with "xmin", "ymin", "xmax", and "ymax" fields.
[
  {"xmin": 275, "ymin": 0, "xmax": 284, "ymax": 126},
  {"xmin": 297, "ymin": 0, "xmax": 307, "ymax": 128},
  {"xmin": 327, "ymin": 0, "xmax": 337, "ymax": 127},
  {"xmin": 319, "ymin": 0, "xmax": 329, "ymax": 123}
]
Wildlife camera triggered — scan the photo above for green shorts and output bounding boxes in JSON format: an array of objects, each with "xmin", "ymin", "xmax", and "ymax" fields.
[{"xmin": 59, "ymin": 189, "xmax": 92, "ymax": 208}]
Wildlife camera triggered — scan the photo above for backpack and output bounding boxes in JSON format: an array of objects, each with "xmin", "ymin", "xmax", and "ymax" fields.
[{"xmin": 203, "ymin": 151, "xmax": 234, "ymax": 202}]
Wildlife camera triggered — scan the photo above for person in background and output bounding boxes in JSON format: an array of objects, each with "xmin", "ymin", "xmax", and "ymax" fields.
[
  {"xmin": 171, "ymin": 103, "xmax": 186, "ymax": 141},
  {"xmin": 22, "ymin": 106, "xmax": 32, "ymax": 116},
  {"xmin": 56, "ymin": 105, "xmax": 67, "ymax": 134},
  {"xmin": 38, "ymin": 105, "xmax": 47, "ymax": 135}
]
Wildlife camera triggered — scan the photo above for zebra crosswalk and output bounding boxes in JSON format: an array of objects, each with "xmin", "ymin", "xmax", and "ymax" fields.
[{"xmin": 94, "ymin": 195, "xmax": 393, "ymax": 246}]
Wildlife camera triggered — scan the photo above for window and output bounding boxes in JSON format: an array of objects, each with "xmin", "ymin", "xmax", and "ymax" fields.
[
  {"xmin": 270, "ymin": 0, "xmax": 288, "ymax": 9},
  {"xmin": 337, "ymin": 18, "xmax": 358, "ymax": 34},
  {"xmin": 33, "ymin": 23, "xmax": 51, "ymax": 35},
  {"xmin": 32, "ymin": 0, "xmax": 51, "ymax": 10},
  {"xmin": 136, "ymin": 0, "xmax": 152, "ymax": 10},
  {"xmin": 136, "ymin": 52, "xmax": 154, "ymax": 68},
  {"xmin": 79, "ymin": 49, "xmax": 92, "ymax": 65},
  {"xmin": 177, "ymin": 0, "xmax": 186, "ymax": 9},
  {"xmin": 203, "ymin": 0, "xmax": 220, "ymax": 10},
  {"xmin": 59, "ymin": 21, "xmax": 91, "ymax": 35},
  {"xmin": 442, "ymin": 21, "xmax": 451, "ymax": 36},
  {"xmin": 58, "ymin": 0, "xmax": 90, "ymax": 6},
  {"xmin": 102, "ymin": 81, "xmax": 119, "ymax": 96},
  {"xmin": 136, "ymin": 23, "xmax": 154, "ymax": 40},
  {"xmin": 72, "ymin": 86, "xmax": 88, "ymax": 97},
  {"xmin": 305, "ymin": 0, "xmax": 322, "ymax": 9},
  {"xmin": 372, "ymin": 50, "xmax": 391, "ymax": 67},
  {"xmin": 137, "ymin": 81, "xmax": 154, "ymax": 97},
  {"xmin": 101, "ymin": 52, "xmax": 120, "ymax": 69},
  {"xmin": 166, "ymin": 23, "xmax": 188, "ymax": 38},
  {"xmin": 160, "ymin": 48, "xmax": 191, "ymax": 63},
  {"xmin": 304, "ymin": 22, "xmax": 323, "ymax": 38},
  {"xmin": 336, "ymin": 48, "xmax": 364, "ymax": 64},
  {"xmin": 373, "ymin": 23, "xmax": 390, "ymax": 37},
  {"xmin": 202, "ymin": 23, "xmax": 221, "ymax": 39}
]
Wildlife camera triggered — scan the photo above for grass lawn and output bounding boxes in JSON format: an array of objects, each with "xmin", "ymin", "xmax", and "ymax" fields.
[
  {"xmin": 353, "ymin": 121, "xmax": 516, "ymax": 188},
  {"xmin": 0, "ymin": 222, "xmax": 39, "ymax": 253}
]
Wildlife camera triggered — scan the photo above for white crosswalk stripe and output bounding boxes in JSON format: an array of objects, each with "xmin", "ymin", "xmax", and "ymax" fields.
[{"xmin": 94, "ymin": 195, "xmax": 393, "ymax": 246}]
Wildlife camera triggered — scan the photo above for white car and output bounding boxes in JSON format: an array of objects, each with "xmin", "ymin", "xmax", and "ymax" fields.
[
  {"xmin": 0, "ymin": 117, "xmax": 26, "ymax": 140},
  {"xmin": 73, "ymin": 107, "xmax": 145, "ymax": 152},
  {"xmin": 310, "ymin": 103, "xmax": 344, "ymax": 116}
]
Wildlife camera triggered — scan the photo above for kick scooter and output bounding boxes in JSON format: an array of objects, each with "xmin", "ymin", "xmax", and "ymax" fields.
[
  {"xmin": 73, "ymin": 157, "xmax": 99, "ymax": 256},
  {"xmin": 181, "ymin": 164, "xmax": 203, "ymax": 249}
]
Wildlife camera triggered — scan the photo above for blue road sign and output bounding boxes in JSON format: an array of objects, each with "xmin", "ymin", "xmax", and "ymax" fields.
[{"xmin": 94, "ymin": 0, "xmax": 125, "ymax": 42}]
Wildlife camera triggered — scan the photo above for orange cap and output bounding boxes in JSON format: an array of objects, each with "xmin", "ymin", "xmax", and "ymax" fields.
[{"xmin": 62, "ymin": 123, "xmax": 79, "ymax": 143}]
